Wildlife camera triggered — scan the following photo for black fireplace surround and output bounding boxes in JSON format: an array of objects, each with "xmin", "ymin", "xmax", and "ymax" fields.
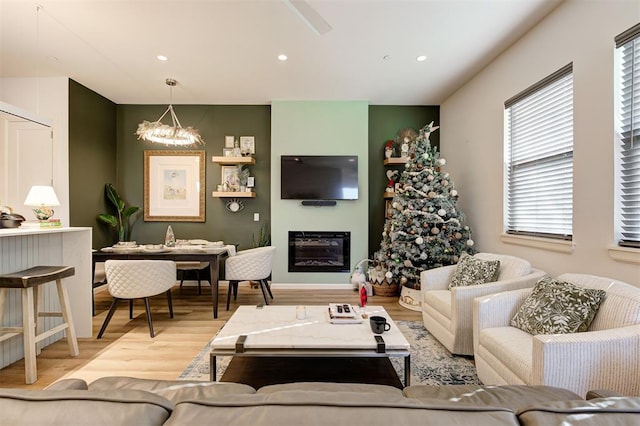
[{"xmin": 288, "ymin": 231, "xmax": 351, "ymax": 273}]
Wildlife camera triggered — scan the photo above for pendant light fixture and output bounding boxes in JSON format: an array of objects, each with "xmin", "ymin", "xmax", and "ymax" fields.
[{"xmin": 136, "ymin": 78, "xmax": 204, "ymax": 146}]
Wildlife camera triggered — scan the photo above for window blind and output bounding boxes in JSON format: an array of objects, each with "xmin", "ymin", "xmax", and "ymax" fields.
[
  {"xmin": 616, "ymin": 24, "xmax": 640, "ymax": 248},
  {"xmin": 505, "ymin": 64, "xmax": 573, "ymax": 239}
]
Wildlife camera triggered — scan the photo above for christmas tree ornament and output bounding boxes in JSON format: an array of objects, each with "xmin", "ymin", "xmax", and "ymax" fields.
[
  {"xmin": 450, "ymin": 189, "xmax": 458, "ymax": 197},
  {"xmin": 415, "ymin": 236, "xmax": 424, "ymax": 245},
  {"xmin": 431, "ymin": 227, "xmax": 440, "ymax": 234},
  {"xmin": 400, "ymin": 276, "xmax": 408, "ymax": 285},
  {"xmin": 467, "ymin": 239, "xmax": 475, "ymax": 246},
  {"xmin": 438, "ymin": 209, "xmax": 446, "ymax": 216},
  {"xmin": 438, "ymin": 158, "xmax": 446, "ymax": 166}
]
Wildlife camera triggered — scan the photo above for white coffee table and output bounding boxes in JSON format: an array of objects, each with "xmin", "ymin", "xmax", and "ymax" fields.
[{"xmin": 210, "ymin": 305, "xmax": 411, "ymax": 386}]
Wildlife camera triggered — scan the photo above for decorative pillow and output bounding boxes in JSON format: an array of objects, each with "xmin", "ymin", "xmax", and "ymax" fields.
[
  {"xmin": 510, "ymin": 277, "xmax": 606, "ymax": 335},
  {"xmin": 448, "ymin": 252, "xmax": 501, "ymax": 289}
]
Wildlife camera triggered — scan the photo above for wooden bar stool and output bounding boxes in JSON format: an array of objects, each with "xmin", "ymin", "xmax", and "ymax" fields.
[{"xmin": 0, "ymin": 266, "xmax": 79, "ymax": 384}]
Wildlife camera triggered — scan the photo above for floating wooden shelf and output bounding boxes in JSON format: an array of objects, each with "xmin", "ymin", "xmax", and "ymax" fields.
[
  {"xmin": 212, "ymin": 191, "xmax": 256, "ymax": 198},
  {"xmin": 383, "ymin": 157, "xmax": 408, "ymax": 165},
  {"xmin": 383, "ymin": 192, "xmax": 396, "ymax": 199},
  {"xmin": 212, "ymin": 156, "xmax": 255, "ymax": 165}
]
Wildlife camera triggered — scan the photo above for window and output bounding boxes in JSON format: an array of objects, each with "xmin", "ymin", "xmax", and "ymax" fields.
[
  {"xmin": 505, "ymin": 64, "xmax": 574, "ymax": 240},
  {"xmin": 615, "ymin": 24, "xmax": 640, "ymax": 249}
]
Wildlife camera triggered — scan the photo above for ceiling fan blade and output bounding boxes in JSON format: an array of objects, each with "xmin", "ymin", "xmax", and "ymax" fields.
[{"xmin": 283, "ymin": 0, "xmax": 332, "ymax": 35}]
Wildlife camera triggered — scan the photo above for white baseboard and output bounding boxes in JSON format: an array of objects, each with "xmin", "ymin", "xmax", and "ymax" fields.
[
  {"xmin": 96, "ymin": 280, "xmax": 353, "ymax": 293},
  {"xmin": 180, "ymin": 280, "xmax": 352, "ymax": 291},
  {"xmin": 270, "ymin": 283, "xmax": 352, "ymax": 290}
]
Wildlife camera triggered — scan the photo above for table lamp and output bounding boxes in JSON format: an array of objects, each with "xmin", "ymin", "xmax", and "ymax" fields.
[{"xmin": 24, "ymin": 185, "xmax": 60, "ymax": 221}]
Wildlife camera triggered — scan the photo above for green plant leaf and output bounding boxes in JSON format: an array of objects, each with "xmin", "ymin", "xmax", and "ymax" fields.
[
  {"xmin": 97, "ymin": 214, "xmax": 117, "ymax": 227},
  {"xmin": 123, "ymin": 206, "xmax": 140, "ymax": 218},
  {"xmin": 105, "ymin": 183, "xmax": 121, "ymax": 210}
]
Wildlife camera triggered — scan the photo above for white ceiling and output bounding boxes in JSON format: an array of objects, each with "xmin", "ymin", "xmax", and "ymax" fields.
[{"xmin": 0, "ymin": 0, "xmax": 562, "ymax": 106}]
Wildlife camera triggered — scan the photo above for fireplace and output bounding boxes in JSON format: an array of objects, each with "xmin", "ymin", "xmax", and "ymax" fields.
[{"xmin": 288, "ymin": 231, "xmax": 351, "ymax": 272}]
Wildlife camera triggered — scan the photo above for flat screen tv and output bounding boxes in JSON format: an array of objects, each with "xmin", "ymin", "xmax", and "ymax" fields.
[{"xmin": 281, "ymin": 155, "xmax": 358, "ymax": 200}]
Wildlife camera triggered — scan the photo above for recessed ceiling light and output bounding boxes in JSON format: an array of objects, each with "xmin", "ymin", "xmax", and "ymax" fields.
[
  {"xmin": 157, "ymin": 55, "xmax": 168, "ymax": 61},
  {"xmin": 416, "ymin": 55, "xmax": 427, "ymax": 62},
  {"xmin": 383, "ymin": 55, "xmax": 391, "ymax": 60},
  {"xmin": 278, "ymin": 54, "xmax": 288, "ymax": 61}
]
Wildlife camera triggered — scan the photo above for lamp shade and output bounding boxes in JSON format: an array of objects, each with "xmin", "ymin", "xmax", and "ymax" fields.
[{"xmin": 24, "ymin": 185, "xmax": 60, "ymax": 207}]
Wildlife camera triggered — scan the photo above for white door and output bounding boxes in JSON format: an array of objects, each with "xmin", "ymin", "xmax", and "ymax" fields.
[{"xmin": 0, "ymin": 117, "xmax": 52, "ymax": 216}]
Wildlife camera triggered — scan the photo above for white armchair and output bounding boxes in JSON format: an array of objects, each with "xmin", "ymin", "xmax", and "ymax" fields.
[
  {"xmin": 225, "ymin": 246, "xmax": 276, "ymax": 310},
  {"xmin": 421, "ymin": 253, "xmax": 545, "ymax": 355},
  {"xmin": 473, "ymin": 273, "xmax": 640, "ymax": 397}
]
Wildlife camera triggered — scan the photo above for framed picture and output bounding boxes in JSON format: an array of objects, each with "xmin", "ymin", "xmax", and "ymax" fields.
[
  {"xmin": 144, "ymin": 150, "xmax": 205, "ymax": 222},
  {"xmin": 239, "ymin": 136, "xmax": 255, "ymax": 155},
  {"xmin": 247, "ymin": 176, "xmax": 255, "ymax": 188},
  {"xmin": 224, "ymin": 136, "xmax": 235, "ymax": 148},
  {"xmin": 221, "ymin": 165, "xmax": 240, "ymax": 192},
  {"xmin": 222, "ymin": 147, "xmax": 234, "ymax": 157}
]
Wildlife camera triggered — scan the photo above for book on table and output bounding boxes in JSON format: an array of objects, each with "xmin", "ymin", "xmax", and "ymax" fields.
[
  {"xmin": 327, "ymin": 303, "xmax": 363, "ymax": 324},
  {"xmin": 21, "ymin": 219, "xmax": 62, "ymax": 228}
]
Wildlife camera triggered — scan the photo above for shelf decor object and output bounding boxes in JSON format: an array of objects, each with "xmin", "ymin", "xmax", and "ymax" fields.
[
  {"xmin": 136, "ymin": 78, "xmax": 204, "ymax": 147},
  {"xmin": 143, "ymin": 150, "xmax": 205, "ymax": 222}
]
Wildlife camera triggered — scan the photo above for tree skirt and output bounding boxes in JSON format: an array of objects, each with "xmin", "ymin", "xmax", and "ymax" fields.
[{"xmin": 178, "ymin": 320, "xmax": 480, "ymax": 386}]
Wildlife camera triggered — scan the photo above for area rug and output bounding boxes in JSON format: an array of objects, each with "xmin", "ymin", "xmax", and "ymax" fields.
[{"xmin": 178, "ymin": 320, "xmax": 480, "ymax": 386}]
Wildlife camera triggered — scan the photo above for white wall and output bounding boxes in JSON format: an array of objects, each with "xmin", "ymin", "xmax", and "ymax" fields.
[
  {"xmin": 0, "ymin": 77, "xmax": 70, "ymax": 225},
  {"xmin": 271, "ymin": 101, "xmax": 369, "ymax": 285},
  {"xmin": 440, "ymin": 0, "xmax": 639, "ymax": 286}
]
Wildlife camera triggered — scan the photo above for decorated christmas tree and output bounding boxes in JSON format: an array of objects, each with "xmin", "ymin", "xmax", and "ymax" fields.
[{"xmin": 372, "ymin": 122, "xmax": 475, "ymax": 291}]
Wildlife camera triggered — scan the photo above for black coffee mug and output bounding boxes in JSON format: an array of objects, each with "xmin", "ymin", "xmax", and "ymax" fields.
[{"xmin": 370, "ymin": 316, "xmax": 391, "ymax": 334}]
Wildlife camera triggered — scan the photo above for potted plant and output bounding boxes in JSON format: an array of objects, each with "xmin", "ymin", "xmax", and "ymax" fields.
[
  {"xmin": 97, "ymin": 183, "xmax": 140, "ymax": 243},
  {"xmin": 252, "ymin": 222, "xmax": 270, "ymax": 248},
  {"xmin": 237, "ymin": 165, "xmax": 251, "ymax": 191}
]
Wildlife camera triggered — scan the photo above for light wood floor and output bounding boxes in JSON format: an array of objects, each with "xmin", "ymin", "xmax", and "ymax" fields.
[{"xmin": 0, "ymin": 282, "xmax": 421, "ymax": 389}]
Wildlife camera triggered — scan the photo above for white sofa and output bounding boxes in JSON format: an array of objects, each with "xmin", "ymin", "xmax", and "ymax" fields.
[
  {"xmin": 421, "ymin": 253, "xmax": 546, "ymax": 355},
  {"xmin": 473, "ymin": 273, "xmax": 640, "ymax": 397}
]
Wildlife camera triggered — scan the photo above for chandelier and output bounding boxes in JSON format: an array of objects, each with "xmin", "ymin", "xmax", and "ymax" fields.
[{"xmin": 136, "ymin": 78, "xmax": 204, "ymax": 146}]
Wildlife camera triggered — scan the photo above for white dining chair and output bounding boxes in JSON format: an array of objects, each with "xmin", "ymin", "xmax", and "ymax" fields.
[
  {"xmin": 97, "ymin": 260, "xmax": 176, "ymax": 338},
  {"xmin": 176, "ymin": 262, "xmax": 210, "ymax": 295},
  {"xmin": 225, "ymin": 246, "xmax": 276, "ymax": 310}
]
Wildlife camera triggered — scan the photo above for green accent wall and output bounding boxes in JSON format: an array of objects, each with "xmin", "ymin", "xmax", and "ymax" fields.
[
  {"xmin": 116, "ymin": 105, "xmax": 271, "ymax": 250},
  {"xmin": 271, "ymin": 101, "xmax": 369, "ymax": 284},
  {"xmin": 68, "ymin": 79, "xmax": 117, "ymax": 249},
  {"xmin": 368, "ymin": 106, "xmax": 440, "ymax": 256}
]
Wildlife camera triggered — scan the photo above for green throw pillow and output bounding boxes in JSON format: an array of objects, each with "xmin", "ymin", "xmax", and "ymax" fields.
[
  {"xmin": 448, "ymin": 252, "xmax": 501, "ymax": 289},
  {"xmin": 510, "ymin": 277, "xmax": 606, "ymax": 335}
]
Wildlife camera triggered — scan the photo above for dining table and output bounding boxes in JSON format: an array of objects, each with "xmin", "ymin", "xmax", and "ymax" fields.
[{"xmin": 92, "ymin": 244, "xmax": 230, "ymax": 319}]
